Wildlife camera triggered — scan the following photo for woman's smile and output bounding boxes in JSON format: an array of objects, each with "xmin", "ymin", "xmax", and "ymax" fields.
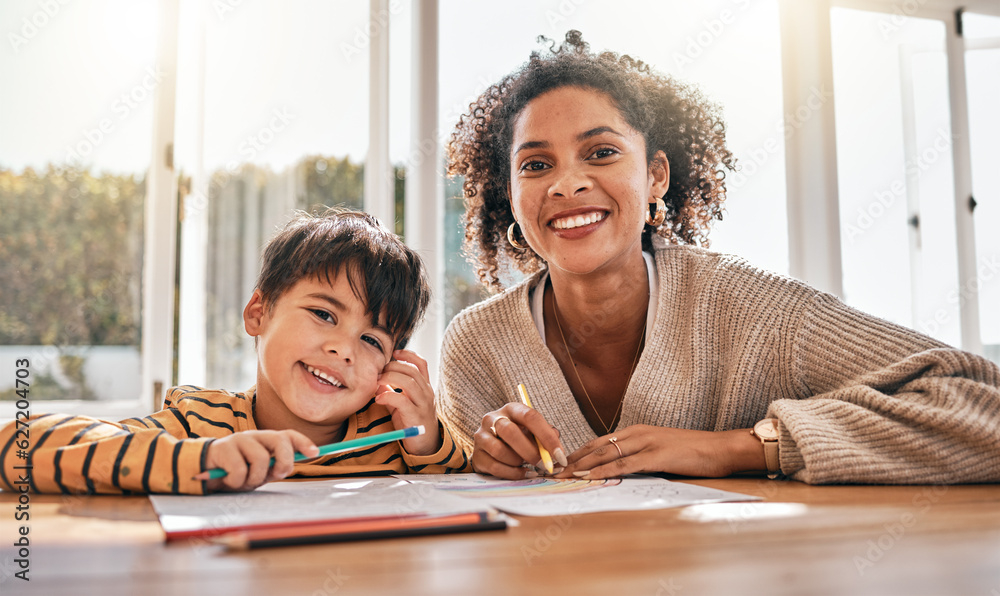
[{"xmin": 509, "ymin": 85, "xmax": 668, "ymax": 276}]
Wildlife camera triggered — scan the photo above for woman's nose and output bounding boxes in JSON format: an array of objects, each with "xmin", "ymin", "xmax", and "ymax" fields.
[{"xmin": 548, "ymin": 164, "xmax": 592, "ymax": 199}]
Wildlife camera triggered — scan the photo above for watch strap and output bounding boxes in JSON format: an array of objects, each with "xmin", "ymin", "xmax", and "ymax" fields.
[{"xmin": 762, "ymin": 440, "xmax": 779, "ymax": 476}]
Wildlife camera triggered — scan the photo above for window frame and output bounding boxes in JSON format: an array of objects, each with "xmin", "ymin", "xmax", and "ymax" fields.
[{"xmin": 784, "ymin": 0, "xmax": 1000, "ymax": 355}]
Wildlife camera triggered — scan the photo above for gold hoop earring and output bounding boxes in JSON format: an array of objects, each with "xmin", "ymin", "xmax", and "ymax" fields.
[
  {"xmin": 645, "ymin": 198, "xmax": 666, "ymax": 227},
  {"xmin": 507, "ymin": 222, "xmax": 529, "ymax": 250}
]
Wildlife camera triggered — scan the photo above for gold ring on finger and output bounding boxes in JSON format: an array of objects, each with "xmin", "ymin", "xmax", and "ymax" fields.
[
  {"xmin": 609, "ymin": 436, "xmax": 623, "ymax": 459},
  {"xmin": 491, "ymin": 415, "xmax": 511, "ymax": 437}
]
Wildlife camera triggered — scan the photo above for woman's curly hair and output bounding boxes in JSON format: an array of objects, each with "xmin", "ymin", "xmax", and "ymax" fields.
[{"xmin": 446, "ymin": 30, "xmax": 737, "ymax": 292}]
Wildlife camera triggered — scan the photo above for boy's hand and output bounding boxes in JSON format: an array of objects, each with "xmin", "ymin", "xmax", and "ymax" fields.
[
  {"xmin": 194, "ymin": 430, "xmax": 318, "ymax": 493},
  {"xmin": 375, "ymin": 349, "xmax": 441, "ymax": 456}
]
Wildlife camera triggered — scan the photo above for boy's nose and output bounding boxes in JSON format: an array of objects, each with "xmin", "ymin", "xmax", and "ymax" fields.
[{"xmin": 326, "ymin": 342, "xmax": 353, "ymax": 364}]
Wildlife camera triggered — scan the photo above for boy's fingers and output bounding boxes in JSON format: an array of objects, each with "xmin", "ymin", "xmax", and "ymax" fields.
[
  {"xmin": 267, "ymin": 441, "xmax": 296, "ymax": 481},
  {"xmin": 379, "ymin": 361, "xmax": 427, "ymax": 391},
  {"xmin": 375, "ymin": 390, "xmax": 408, "ymax": 410},
  {"xmin": 392, "ymin": 349, "xmax": 429, "ymax": 379},
  {"xmin": 237, "ymin": 440, "xmax": 272, "ymax": 489},
  {"xmin": 285, "ymin": 430, "xmax": 319, "ymax": 458}
]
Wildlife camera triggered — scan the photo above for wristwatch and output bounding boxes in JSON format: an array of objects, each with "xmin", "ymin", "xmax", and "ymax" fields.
[{"xmin": 751, "ymin": 418, "xmax": 780, "ymax": 479}]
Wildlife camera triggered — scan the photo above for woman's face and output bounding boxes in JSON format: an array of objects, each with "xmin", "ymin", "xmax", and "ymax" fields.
[{"xmin": 509, "ymin": 85, "xmax": 668, "ymax": 278}]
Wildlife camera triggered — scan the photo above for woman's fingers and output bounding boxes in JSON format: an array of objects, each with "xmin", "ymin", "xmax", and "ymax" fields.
[{"xmin": 471, "ymin": 405, "xmax": 567, "ymax": 478}]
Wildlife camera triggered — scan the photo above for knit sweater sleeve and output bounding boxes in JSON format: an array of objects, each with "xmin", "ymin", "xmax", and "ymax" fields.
[
  {"xmin": 437, "ymin": 304, "xmax": 516, "ymax": 458},
  {"xmin": 768, "ymin": 293, "xmax": 1000, "ymax": 484}
]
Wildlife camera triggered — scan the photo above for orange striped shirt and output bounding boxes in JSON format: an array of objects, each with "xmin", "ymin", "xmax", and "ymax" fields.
[{"xmin": 0, "ymin": 385, "xmax": 470, "ymax": 495}]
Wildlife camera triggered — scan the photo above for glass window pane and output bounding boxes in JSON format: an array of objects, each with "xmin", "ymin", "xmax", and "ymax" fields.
[
  {"xmin": 174, "ymin": 1, "xmax": 370, "ymax": 391},
  {"xmin": 964, "ymin": 12, "xmax": 1000, "ymax": 364},
  {"xmin": 831, "ymin": 8, "xmax": 960, "ymax": 346},
  {"xmin": 0, "ymin": 0, "xmax": 157, "ymax": 402},
  {"xmin": 439, "ymin": 0, "xmax": 787, "ymax": 320}
]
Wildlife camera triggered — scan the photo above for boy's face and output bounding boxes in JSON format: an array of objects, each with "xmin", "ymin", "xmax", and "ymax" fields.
[{"xmin": 243, "ymin": 271, "xmax": 394, "ymax": 436}]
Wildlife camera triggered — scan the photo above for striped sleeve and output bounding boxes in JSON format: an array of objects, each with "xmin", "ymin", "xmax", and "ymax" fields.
[
  {"xmin": 0, "ymin": 413, "xmax": 213, "ymax": 495},
  {"xmin": 0, "ymin": 387, "xmax": 252, "ymax": 495},
  {"xmin": 399, "ymin": 419, "xmax": 471, "ymax": 474}
]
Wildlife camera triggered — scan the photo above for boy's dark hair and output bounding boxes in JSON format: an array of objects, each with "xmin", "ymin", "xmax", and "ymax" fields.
[
  {"xmin": 255, "ymin": 208, "xmax": 430, "ymax": 349},
  {"xmin": 447, "ymin": 30, "xmax": 737, "ymax": 291}
]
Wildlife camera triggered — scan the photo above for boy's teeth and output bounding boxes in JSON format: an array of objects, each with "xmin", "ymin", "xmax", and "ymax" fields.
[
  {"xmin": 305, "ymin": 364, "xmax": 343, "ymax": 387},
  {"xmin": 552, "ymin": 211, "xmax": 606, "ymax": 230}
]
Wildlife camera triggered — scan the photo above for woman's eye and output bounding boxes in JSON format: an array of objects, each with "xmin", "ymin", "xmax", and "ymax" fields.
[
  {"xmin": 520, "ymin": 160, "xmax": 549, "ymax": 172},
  {"xmin": 362, "ymin": 335, "xmax": 383, "ymax": 351},
  {"xmin": 591, "ymin": 147, "xmax": 618, "ymax": 159},
  {"xmin": 311, "ymin": 309, "xmax": 334, "ymax": 323}
]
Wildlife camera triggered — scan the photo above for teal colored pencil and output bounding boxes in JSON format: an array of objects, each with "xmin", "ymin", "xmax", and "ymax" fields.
[{"xmin": 201, "ymin": 425, "xmax": 426, "ymax": 480}]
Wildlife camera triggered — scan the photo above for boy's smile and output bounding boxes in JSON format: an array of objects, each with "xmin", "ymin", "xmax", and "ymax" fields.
[{"xmin": 243, "ymin": 271, "xmax": 394, "ymax": 444}]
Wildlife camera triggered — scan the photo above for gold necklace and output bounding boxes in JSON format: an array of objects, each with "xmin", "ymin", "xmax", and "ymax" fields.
[{"xmin": 551, "ymin": 289, "xmax": 646, "ymax": 435}]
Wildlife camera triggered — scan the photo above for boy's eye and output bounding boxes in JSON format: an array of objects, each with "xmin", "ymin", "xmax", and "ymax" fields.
[
  {"xmin": 362, "ymin": 335, "xmax": 383, "ymax": 351},
  {"xmin": 310, "ymin": 309, "xmax": 334, "ymax": 323}
]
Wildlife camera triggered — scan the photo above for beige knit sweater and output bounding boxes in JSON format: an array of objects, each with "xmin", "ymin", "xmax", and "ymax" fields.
[{"xmin": 438, "ymin": 244, "xmax": 1000, "ymax": 484}]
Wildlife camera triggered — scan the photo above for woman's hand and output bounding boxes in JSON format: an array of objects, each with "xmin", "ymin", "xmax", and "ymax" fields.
[
  {"xmin": 375, "ymin": 349, "xmax": 440, "ymax": 456},
  {"xmin": 556, "ymin": 425, "xmax": 766, "ymax": 480},
  {"xmin": 471, "ymin": 403, "xmax": 568, "ymax": 479}
]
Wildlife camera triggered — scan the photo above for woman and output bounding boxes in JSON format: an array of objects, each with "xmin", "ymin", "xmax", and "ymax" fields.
[{"xmin": 439, "ymin": 31, "xmax": 1000, "ymax": 484}]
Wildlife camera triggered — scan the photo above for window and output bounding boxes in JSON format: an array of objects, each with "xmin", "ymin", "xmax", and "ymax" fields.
[
  {"xmin": 1, "ymin": 0, "xmax": 158, "ymax": 414},
  {"xmin": 174, "ymin": 0, "xmax": 371, "ymax": 392},
  {"xmin": 830, "ymin": 3, "xmax": 999, "ymax": 364},
  {"xmin": 963, "ymin": 12, "xmax": 1000, "ymax": 364},
  {"xmin": 831, "ymin": 8, "xmax": 961, "ymax": 345}
]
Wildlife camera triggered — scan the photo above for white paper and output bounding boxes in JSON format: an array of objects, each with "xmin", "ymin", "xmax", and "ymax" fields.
[
  {"xmin": 394, "ymin": 474, "xmax": 761, "ymax": 516},
  {"xmin": 149, "ymin": 477, "xmax": 494, "ymax": 535}
]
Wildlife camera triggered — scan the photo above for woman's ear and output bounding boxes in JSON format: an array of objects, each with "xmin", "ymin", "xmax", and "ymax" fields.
[
  {"xmin": 649, "ymin": 151, "xmax": 670, "ymax": 198},
  {"xmin": 243, "ymin": 289, "xmax": 266, "ymax": 336}
]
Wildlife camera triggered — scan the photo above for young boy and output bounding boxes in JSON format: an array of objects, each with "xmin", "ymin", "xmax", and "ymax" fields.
[{"xmin": 0, "ymin": 209, "xmax": 470, "ymax": 495}]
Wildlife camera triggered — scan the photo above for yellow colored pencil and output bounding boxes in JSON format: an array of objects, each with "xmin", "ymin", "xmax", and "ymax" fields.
[{"xmin": 517, "ymin": 383, "xmax": 554, "ymax": 474}]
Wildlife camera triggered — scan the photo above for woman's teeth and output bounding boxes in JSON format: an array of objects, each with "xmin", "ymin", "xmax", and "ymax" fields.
[
  {"xmin": 551, "ymin": 211, "xmax": 606, "ymax": 230},
  {"xmin": 305, "ymin": 364, "xmax": 343, "ymax": 387}
]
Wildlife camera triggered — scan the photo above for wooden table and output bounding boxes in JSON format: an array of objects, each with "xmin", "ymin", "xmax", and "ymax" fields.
[{"xmin": 2, "ymin": 478, "xmax": 999, "ymax": 596}]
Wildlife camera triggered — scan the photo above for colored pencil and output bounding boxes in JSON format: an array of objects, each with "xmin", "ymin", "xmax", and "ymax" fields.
[
  {"xmin": 213, "ymin": 511, "xmax": 506, "ymax": 549},
  {"xmin": 200, "ymin": 425, "xmax": 425, "ymax": 480}
]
